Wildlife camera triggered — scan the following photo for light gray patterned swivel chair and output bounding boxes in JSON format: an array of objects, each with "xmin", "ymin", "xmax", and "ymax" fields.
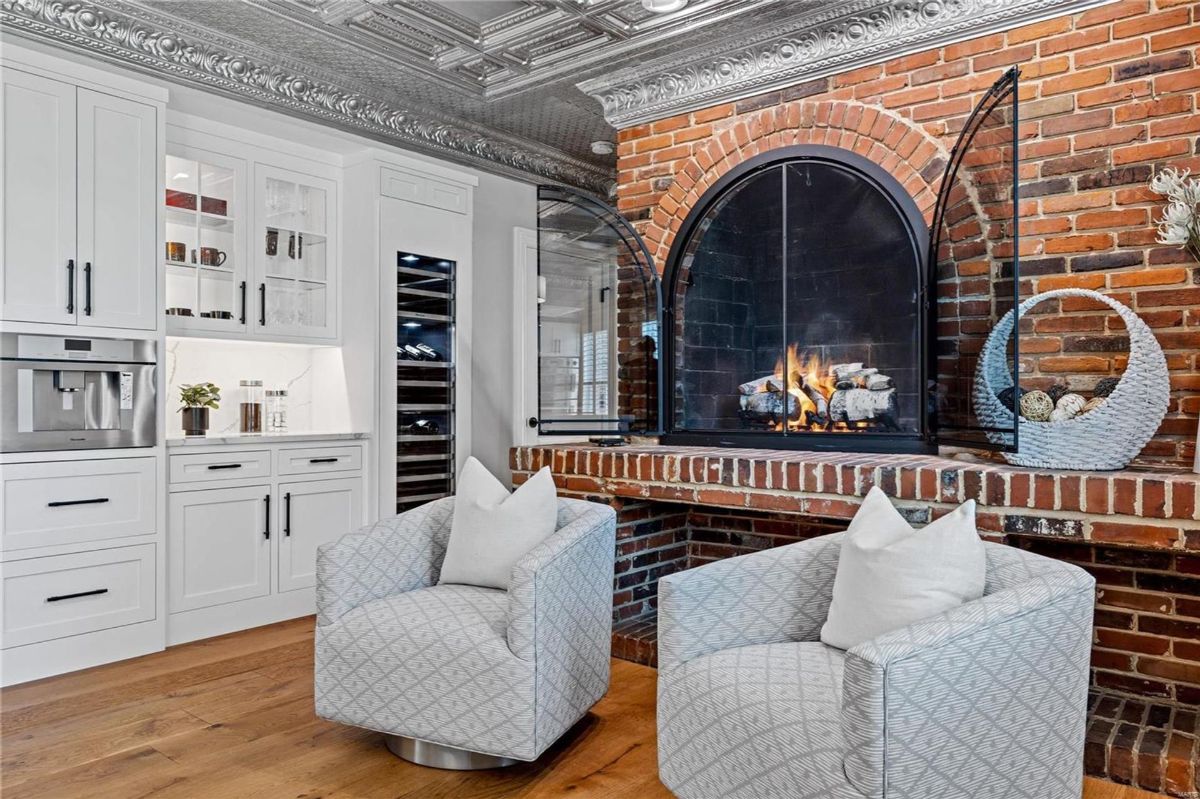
[
  {"xmin": 657, "ymin": 534, "xmax": 1096, "ymax": 799},
  {"xmin": 314, "ymin": 496, "xmax": 616, "ymax": 769}
]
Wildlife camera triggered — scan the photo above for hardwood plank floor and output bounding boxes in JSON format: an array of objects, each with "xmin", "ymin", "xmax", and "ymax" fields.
[{"xmin": 0, "ymin": 617, "xmax": 1161, "ymax": 798}]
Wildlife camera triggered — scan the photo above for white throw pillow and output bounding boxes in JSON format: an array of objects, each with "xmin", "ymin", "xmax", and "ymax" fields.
[
  {"xmin": 438, "ymin": 457, "xmax": 558, "ymax": 591},
  {"xmin": 820, "ymin": 486, "xmax": 985, "ymax": 650}
]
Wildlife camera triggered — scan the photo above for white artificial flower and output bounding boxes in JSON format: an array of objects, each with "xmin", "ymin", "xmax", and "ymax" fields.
[
  {"xmin": 1150, "ymin": 166, "xmax": 1190, "ymax": 198},
  {"xmin": 1157, "ymin": 220, "xmax": 1190, "ymax": 245},
  {"xmin": 1163, "ymin": 200, "xmax": 1194, "ymax": 227}
]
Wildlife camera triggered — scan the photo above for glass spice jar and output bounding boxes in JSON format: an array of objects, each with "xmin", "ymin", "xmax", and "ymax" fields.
[
  {"xmin": 265, "ymin": 389, "xmax": 288, "ymax": 433},
  {"xmin": 239, "ymin": 379, "xmax": 263, "ymax": 434}
]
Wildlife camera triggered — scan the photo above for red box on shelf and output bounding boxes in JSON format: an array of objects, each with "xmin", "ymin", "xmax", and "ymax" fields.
[
  {"xmin": 165, "ymin": 189, "xmax": 197, "ymax": 210},
  {"xmin": 200, "ymin": 195, "xmax": 228, "ymax": 216}
]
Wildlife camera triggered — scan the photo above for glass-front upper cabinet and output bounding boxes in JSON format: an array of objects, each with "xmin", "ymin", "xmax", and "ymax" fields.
[
  {"xmin": 163, "ymin": 147, "xmax": 247, "ymax": 333},
  {"xmin": 254, "ymin": 164, "xmax": 336, "ymax": 339}
]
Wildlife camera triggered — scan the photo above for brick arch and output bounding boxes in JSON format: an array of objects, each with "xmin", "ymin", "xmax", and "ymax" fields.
[{"xmin": 640, "ymin": 99, "xmax": 954, "ymax": 273}]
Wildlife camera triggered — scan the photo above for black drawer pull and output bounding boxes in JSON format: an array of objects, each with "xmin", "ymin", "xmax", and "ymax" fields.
[
  {"xmin": 47, "ymin": 498, "xmax": 110, "ymax": 508},
  {"xmin": 263, "ymin": 493, "xmax": 271, "ymax": 540},
  {"xmin": 308, "ymin": 457, "xmax": 339, "ymax": 464},
  {"xmin": 47, "ymin": 588, "xmax": 108, "ymax": 603},
  {"xmin": 284, "ymin": 492, "xmax": 291, "ymax": 537},
  {"xmin": 207, "ymin": 463, "xmax": 243, "ymax": 471}
]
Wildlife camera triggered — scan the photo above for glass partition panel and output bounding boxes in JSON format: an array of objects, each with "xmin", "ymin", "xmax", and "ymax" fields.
[{"xmin": 536, "ymin": 186, "xmax": 661, "ymax": 435}]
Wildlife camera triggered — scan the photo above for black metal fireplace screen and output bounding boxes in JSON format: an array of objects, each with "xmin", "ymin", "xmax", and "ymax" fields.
[{"xmin": 534, "ymin": 68, "xmax": 1021, "ymax": 454}]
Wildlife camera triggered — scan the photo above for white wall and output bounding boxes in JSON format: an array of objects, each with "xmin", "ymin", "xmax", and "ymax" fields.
[{"xmin": 471, "ymin": 174, "xmax": 537, "ymax": 477}]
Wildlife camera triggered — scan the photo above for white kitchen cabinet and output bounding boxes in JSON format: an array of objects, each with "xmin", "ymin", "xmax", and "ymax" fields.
[
  {"xmin": 163, "ymin": 146, "xmax": 248, "ymax": 335},
  {"xmin": 168, "ymin": 485, "xmax": 272, "ymax": 613},
  {"xmin": 166, "ymin": 439, "xmax": 366, "ymax": 644},
  {"xmin": 277, "ymin": 477, "xmax": 362, "ymax": 592},
  {"xmin": 1, "ymin": 544, "xmax": 156, "ymax": 649},
  {"xmin": 0, "ymin": 69, "xmax": 76, "ymax": 325},
  {"xmin": 0, "ymin": 69, "xmax": 159, "ymax": 330},
  {"xmin": 253, "ymin": 164, "xmax": 338, "ymax": 340},
  {"xmin": 1, "ymin": 457, "xmax": 156, "ymax": 551},
  {"xmin": 77, "ymin": 89, "xmax": 158, "ymax": 330}
]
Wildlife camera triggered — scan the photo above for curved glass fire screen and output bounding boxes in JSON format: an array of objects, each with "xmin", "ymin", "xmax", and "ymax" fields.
[{"xmin": 664, "ymin": 146, "xmax": 929, "ymax": 446}]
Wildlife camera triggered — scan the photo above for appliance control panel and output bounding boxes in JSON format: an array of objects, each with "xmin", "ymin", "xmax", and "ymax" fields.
[{"xmin": 10, "ymin": 335, "xmax": 149, "ymax": 364}]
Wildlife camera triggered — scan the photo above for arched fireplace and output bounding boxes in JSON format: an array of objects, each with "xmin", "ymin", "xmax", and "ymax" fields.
[{"xmin": 662, "ymin": 145, "xmax": 932, "ymax": 451}]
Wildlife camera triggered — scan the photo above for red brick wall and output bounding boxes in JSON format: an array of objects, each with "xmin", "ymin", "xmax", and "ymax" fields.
[{"xmin": 616, "ymin": 0, "xmax": 1200, "ymax": 466}]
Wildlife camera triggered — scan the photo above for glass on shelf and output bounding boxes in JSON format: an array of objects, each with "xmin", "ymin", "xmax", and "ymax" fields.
[
  {"xmin": 265, "ymin": 276, "xmax": 326, "ymax": 329},
  {"xmin": 263, "ymin": 176, "xmax": 326, "ymax": 234}
]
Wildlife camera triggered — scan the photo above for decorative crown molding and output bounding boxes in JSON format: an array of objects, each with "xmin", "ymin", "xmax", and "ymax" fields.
[
  {"xmin": 578, "ymin": 0, "xmax": 1116, "ymax": 128},
  {"xmin": 0, "ymin": 0, "xmax": 614, "ymax": 193}
]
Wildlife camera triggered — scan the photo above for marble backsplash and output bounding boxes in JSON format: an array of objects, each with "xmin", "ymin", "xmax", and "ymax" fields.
[{"xmin": 166, "ymin": 337, "xmax": 350, "ymax": 437}]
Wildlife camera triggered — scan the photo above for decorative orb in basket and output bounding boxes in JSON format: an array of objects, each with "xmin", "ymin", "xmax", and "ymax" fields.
[{"xmin": 973, "ymin": 288, "xmax": 1169, "ymax": 470}]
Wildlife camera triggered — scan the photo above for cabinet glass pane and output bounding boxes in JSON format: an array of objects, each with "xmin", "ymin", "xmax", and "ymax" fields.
[
  {"xmin": 264, "ymin": 276, "xmax": 326, "ymax": 328},
  {"xmin": 263, "ymin": 177, "xmax": 326, "ymax": 235},
  {"xmin": 164, "ymin": 155, "xmax": 199, "ymax": 319},
  {"xmin": 165, "ymin": 154, "xmax": 243, "ymax": 326},
  {"xmin": 263, "ymin": 229, "xmax": 326, "ymax": 282}
]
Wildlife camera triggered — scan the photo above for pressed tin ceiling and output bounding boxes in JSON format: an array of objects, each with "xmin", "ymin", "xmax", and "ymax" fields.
[{"xmin": 0, "ymin": 0, "xmax": 1114, "ymax": 193}]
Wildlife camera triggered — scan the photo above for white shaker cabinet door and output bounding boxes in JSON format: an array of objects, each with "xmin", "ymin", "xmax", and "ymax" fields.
[
  {"xmin": 0, "ymin": 69, "xmax": 77, "ymax": 324},
  {"xmin": 169, "ymin": 486, "xmax": 272, "ymax": 613},
  {"xmin": 77, "ymin": 89, "xmax": 157, "ymax": 331},
  {"xmin": 277, "ymin": 478, "xmax": 362, "ymax": 593}
]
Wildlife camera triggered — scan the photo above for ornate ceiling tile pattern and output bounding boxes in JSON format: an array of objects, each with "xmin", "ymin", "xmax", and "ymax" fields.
[
  {"xmin": 253, "ymin": 0, "xmax": 783, "ymax": 98},
  {"xmin": 0, "ymin": 0, "xmax": 614, "ymax": 193},
  {"xmin": 579, "ymin": 0, "xmax": 1117, "ymax": 127}
]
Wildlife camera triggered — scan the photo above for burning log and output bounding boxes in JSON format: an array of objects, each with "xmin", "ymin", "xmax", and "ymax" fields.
[
  {"xmin": 738, "ymin": 375, "xmax": 782, "ymax": 395},
  {"xmin": 832, "ymin": 364, "xmax": 879, "ymax": 390},
  {"xmin": 798, "ymin": 375, "xmax": 830, "ymax": 428},
  {"xmin": 829, "ymin": 387, "xmax": 900, "ymax": 431},
  {"xmin": 739, "ymin": 390, "xmax": 799, "ymax": 422}
]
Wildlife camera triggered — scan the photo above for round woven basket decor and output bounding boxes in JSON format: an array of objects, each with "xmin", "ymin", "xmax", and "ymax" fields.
[{"xmin": 972, "ymin": 288, "xmax": 1169, "ymax": 470}]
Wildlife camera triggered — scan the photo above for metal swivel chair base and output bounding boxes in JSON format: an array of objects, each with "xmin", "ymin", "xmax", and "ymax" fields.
[{"xmin": 384, "ymin": 735, "xmax": 519, "ymax": 770}]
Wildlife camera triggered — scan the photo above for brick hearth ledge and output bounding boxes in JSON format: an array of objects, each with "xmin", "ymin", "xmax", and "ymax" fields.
[{"xmin": 512, "ymin": 445, "xmax": 1200, "ymax": 549}]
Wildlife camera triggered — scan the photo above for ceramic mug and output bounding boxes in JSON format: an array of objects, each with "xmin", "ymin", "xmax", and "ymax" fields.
[
  {"xmin": 199, "ymin": 247, "xmax": 227, "ymax": 266},
  {"xmin": 166, "ymin": 241, "xmax": 186, "ymax": 262}
]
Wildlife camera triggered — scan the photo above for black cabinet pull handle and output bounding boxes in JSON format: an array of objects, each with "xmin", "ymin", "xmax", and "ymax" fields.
[
  {"xmin": 258, "ymin": 283, "xmax": 266, "ymax": 326},
  {"xmin": 263, "ymin": 493, "xmax": 271, "ymax": 540},
  {"xmin": 47, "ymin": 588, "xmax": 108, "ymax": 603},
  {"xmin": 67, "ymin": 259, "xmax": 75, "ymax": 314},
  {"xmin": 308, "ymin": 457, "xmax": 338, "ymax": 464},
  {"xmin": 83, "ymin": 262, "xmax": 92, "ymax": 316},
  {"xmin": 206, "ymin": 463, "xmax": 242, "ymax": 471},
  {"xmin": 284, "ymin": 492, "xmax": 291, "ymax": 537},
  {"xmin": 47, "ymin": 497, "xmax": 110, "ymax": 508},
  {"xmin": 239, "ymin": 281, "xmax": 247, "ymax": 325}
]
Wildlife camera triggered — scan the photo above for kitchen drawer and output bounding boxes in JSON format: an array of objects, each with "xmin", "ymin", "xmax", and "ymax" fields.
[
  {"xmin": 2, "ymin": 458, "xmax": 156, "ymax": 551},
  {"xmin": 2, "ymin": 544, "xmax": 155, "ymax": 648},
  {"xmin": 276, "ymin": 445, "xmax": 362, "ymax": 476},
  {"xmin": 169, "ymin": 450, "xmax": 271, "ymax": 485}
]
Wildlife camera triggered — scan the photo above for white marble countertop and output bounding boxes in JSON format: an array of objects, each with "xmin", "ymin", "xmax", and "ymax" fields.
[{"xmin": 166, "ymin": 431, "xmax": 369, "ymax": 448}]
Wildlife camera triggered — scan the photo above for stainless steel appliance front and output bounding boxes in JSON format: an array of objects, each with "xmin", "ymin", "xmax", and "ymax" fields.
[{"xmin": 1, "ymin": 334, "xmax": 156, "ymax": 452}]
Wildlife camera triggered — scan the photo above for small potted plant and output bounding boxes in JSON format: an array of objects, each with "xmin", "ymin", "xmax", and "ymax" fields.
[{"xmin": 179, "ymin": 382, "xmax": 220, "ymax": 437}]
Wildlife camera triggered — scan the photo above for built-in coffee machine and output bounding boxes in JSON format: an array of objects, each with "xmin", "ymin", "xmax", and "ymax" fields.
[{"xmin": 0, "ymin": 334, "xmax": 156, "ymax": 453}]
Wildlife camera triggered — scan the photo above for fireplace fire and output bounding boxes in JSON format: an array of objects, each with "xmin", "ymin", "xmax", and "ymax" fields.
[{"xmin": 738, "ymin": 346, "xmax": 899, "ymax": 433}]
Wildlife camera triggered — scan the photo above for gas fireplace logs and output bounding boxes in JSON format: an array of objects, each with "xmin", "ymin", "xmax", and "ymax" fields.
[{"xmin": 738, "ymin": 361, "xmax": 899, "ymax": 431}]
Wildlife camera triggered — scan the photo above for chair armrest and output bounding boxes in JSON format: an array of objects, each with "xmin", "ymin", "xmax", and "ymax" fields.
[
  {"xmin": 507, "ymin": 499, "xmax": 616, "ymax": 756},
  {"xmin": 657, "ymin": 533, "xmax": 842, "ymax": 672},
  {"xmin": 315, "ymin": 497, "xmax": 455, "ymax": 626},
  {"xmin": 841, "ymin": 563, "xmax": 1095, "ymax": 799}
]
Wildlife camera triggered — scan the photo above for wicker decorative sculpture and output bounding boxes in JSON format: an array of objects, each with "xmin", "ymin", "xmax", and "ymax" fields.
[{"xmin": 973, "ymin": 288, "xmax": 1169, "ymax": 470}]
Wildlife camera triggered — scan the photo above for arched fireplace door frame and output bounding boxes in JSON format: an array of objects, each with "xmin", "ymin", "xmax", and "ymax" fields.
[{"xmin": 660, "ymin": 144, "xmax": 934, "ymax": 453}]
